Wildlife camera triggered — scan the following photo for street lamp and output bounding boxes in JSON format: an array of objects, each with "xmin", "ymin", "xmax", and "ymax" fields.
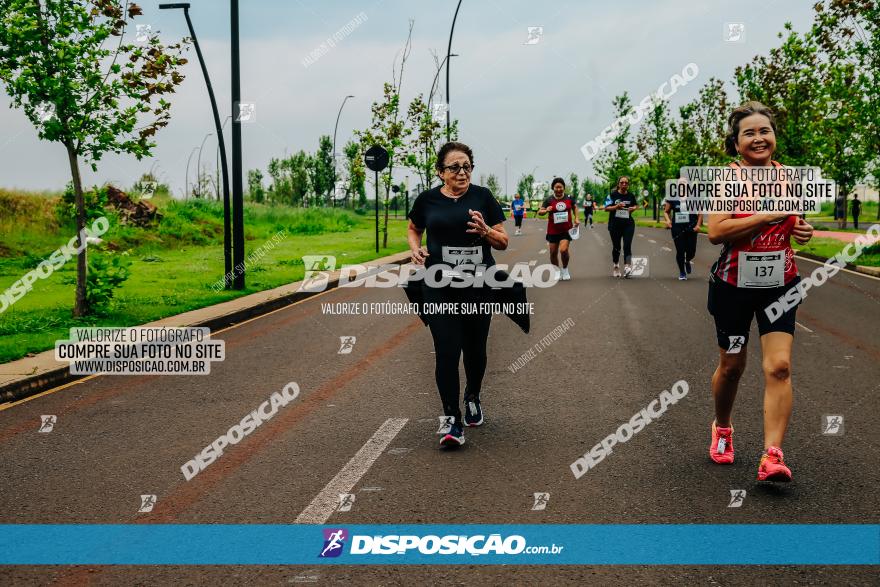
[
  {"xmin": 429, "ymin": 53, "xmax": 457, "ymax": 106},
  {"xmin": 332, "ymin": 95, "xmax": 354, "ymax": 208},
  {"xmin": 215, "ymin": 115, "xmax": 231, "ymax": 200},
  {"xmin": 159, "ymin": 2, "xmax": 232, "ymax": 287},
  {"xmin": 230, "ymin": 0, "xmax": 245, "ymax": 289},
  {"xmin": 196, "ymin": 132, "xmax": 212, "ymax": 198},
  {"xmin": 446, "ymin": 0, "xmax": 463, "ymax": 140},
  {"xmin": 185, "ymin": 145, "xmax": 199, "ymax": 199}
]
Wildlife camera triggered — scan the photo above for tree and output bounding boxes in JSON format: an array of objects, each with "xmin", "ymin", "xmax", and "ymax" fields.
[
  {"xmin": 568, "ymin": 173, "xmax": 580, "ymax": 201},
  {"xmin": 594, "ymin": 93, "xmax": 639, "ymax": 189},
  {"xmin": 356, "ymin": 21, "xmax": 414, "ymax": 248},
  {"xmin": 516, "ymin": 173, "xmax": 535, "ymax": 201},
  {"xmin": 311, "ymin": 135, "xmax": 334, "ymax": 206},
  {"xmin": 403, "ymin": 92, "xmax": 458, "ymax": 191},
  {"xmin": 636, "ymin": 98, "xmax": 675, "ymax": 220},
  {"xmin": 0, "ymin": 0, "xmax": 188, "ymax": 316},
  {"xmin": 343, "ymin": 139, "xmax": 366, "ymax": 208},
  {"xmin": 485, "ymin": 174, "xmax": 501, "ymax": 199},
  {"xmin": 247, "ymin": 169, "xmax": 265, "ymax": 203}
]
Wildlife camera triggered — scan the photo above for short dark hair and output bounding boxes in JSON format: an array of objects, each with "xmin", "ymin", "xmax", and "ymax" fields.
[
  {"xmin": 725, "ymin": 101, "xmax": 777, "ymax": 157},
  {"xmin": 551, "ymin": 177, "xmax": 565, "ymax": 188},
  {"xmin": 435, "ymin": 141, "xmax": 474, "ymax": 172}
]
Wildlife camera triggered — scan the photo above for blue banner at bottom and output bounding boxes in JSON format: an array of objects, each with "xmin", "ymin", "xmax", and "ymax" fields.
[{"xmin": 0, "ymin": 525, "xmax": 877, "ymax": 565}]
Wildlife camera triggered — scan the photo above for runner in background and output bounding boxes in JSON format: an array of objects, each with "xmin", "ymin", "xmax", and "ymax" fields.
[
  {"xmin": 538, "ymin": 177, "xmax": 579, "ymax": 281},
  {"xmin": 583, "ymin": 194, "xmax": 596, "ymax": 228},
  {"xmin": 851, "ymin": 194, "xmax": 862, "ymax": 230},
  {"xmin": 706, "ymin": 101, "xmax": 814, "ymax": 482},
  {"xmin": 603, "ymin": 177, "xmax": 638, "ymax": 278},
  {"xmin": 512, "ymin": 193, "xmax": 526, "ymax": 235},
  {"xmin": 664, "ymin": 188, "xmax": 703, "ymax": 280}
]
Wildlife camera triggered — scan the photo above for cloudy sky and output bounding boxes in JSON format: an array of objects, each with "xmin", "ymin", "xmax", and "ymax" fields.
[{"xmin": 0, "ymin": 0, "xmax": 815, "ymax": 196}]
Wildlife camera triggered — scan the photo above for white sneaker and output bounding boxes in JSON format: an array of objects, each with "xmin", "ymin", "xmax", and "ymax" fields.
[
  {"xmin": 623, "ymin": 265, "xmax": 633, "ymax": 278},
  {"xmin": 612, "ymin": 264, "xmax": 621, "ymax": 278},
  {"xmin": 561, "ymin": 267, "xmax": 571, "ymax": 281}
]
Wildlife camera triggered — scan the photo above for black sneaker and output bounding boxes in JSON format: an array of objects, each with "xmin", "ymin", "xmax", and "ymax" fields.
[
  {"xmin": 685, "ymin": 259, "xmax": 693, "ymax": 274},
  {"xmin": 464, "ymin": 397, "xmax": 484, "ymax": 426},
  {"xmin": 439, "ymin": 421, "xmax": 465, "ymax": 447}
]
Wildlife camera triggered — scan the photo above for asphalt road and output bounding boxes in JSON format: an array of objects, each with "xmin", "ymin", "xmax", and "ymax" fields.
[{"xmin": 1, "ymin": 217, "xmax": 878, "ymax": 585}]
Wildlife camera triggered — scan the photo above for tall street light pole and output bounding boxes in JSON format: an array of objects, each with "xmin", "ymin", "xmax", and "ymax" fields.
[
  {"xmin": 196, "ymin": 132, "xmax": 212, "ymax": 198},
  {"xmin": 215, "ymin": 115, "xmax": 231, "ymax": 200},
  {"xmin": 332, "ymin": 95, "xmax": 354, "ymax": 208},
  {"xmin": 159, "ymin": 3, "xmax": 232, "ymax": 286},
  {"xmin": 185, "ymin": 145, "xmax": 199, "ymax": 199},
  {"xmin": 445, "ymin": 0, "xmax": 463, "ymax": 141},
  {"xmin": 230, "ymin": 0, "xmax": 245, "ymax": 289}
]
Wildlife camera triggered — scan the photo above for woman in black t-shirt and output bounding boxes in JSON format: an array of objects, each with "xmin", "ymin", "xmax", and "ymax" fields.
[
  {"xmin": 407, "ymin": 141, "xmax": 508, "ymax": 448},
  {"xmin": 602, "ymin": 176, "xmax": 638, "ymax": 278}
]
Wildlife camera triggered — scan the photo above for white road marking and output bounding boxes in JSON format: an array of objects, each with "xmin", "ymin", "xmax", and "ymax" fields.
[
  {"xmin": 295, "ymin": 418, "xmax": 408, "ymax": 524},
  {"xmin": 661, "ymin": 246, "xmax": 672, "ymax": 252},
  {"xmin": 796, "ymin": 321, "xmax": 814, "ymax": 333},
  {"xmin": 638, "ymin": 234, "xmax": 645, "ymax": 238},
  {"xmin": 529, "ymin": 260, "xmax": 537, "ymax": 267},
  {"xmin": 648, "ymin": 239, "xmax": 657, "ymax": 244},
  {"xmin": 539, "ymin": 249, "xmax": 547, "ymax": 254}
]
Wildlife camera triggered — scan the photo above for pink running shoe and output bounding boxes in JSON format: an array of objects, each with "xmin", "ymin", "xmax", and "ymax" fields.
[
  {"xmin": 757, "ymin": 446, "xmax": 792, "ymax": 482},
  {"xmin": 709, "ymin": 421, "xmax": 735, "ymax": 464}
]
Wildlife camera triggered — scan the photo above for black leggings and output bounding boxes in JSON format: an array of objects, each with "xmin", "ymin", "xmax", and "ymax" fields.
[
  {"xmin": 423, "ymin": 285, "xmax": 492, "ymax": 423},
  {"xmin": 514, "ymin": 215, "xmax": 523, "ymax": 227},
  {"xmin": 672, "ymin": 227, "xmax": 698, "ymax": 273},
  {"xmin": 585, "ymin": 211, "xmax": 593, "ymax": 226},
  {"xmin": 609, "ymin": 222, "xmax": 635, "ymax": 265}
]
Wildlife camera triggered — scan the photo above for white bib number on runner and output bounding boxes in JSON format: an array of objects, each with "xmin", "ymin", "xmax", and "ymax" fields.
[
  {"xmin": 737, "ymin": 251, "xmax": 785, "ymax": 288},
  {"xmin": 615, "ymin": 209, "xmax": 630, "ymax": 219},
  {"xmin": 442, "ymin": 245, "xmax": 483, "ymax": 267},
  {"xmin": 552, "ymin": 211, "xmax": 568, "ymax": 224},
  {"xmin": 674, "ymin": 212, "xmax": 690, "ymax": 224}
]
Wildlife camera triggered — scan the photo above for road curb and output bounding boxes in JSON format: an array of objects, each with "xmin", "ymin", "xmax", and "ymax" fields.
[{"xmin": 0, "ymin": 252, "xmax": 413, "ymax": 405}]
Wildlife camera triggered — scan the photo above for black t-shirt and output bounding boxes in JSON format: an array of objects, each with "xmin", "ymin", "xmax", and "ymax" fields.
[
  {"xmin": 852, "ymin": 199, "xmax": 862, "ymax": 215},
  {"xmin": 604, "ymin": 190, "xmax": 637, "ymax": 228},
  {"xmin": 583, "ymin": 199, "xmax": 595, "ymax": 212},
  {"xmin": 664, "ymin": 196, "xmax": 699, "ymax": 229},
  {"xmin": 408, "ymin": 184, "xmax": 506, "ymax": 268}
]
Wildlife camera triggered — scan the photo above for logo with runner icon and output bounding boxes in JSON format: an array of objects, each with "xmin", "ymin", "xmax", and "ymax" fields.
[
  {"xmin": 138, "ymin": 494, "xmax": 157, "ymax": 513},
  {"xmin": 727, "ymin": 489, "xmax": 746, "ymax": 508},
  {"xmin": 38, "ymin": 415, "xmax": 57, "ymax": 433},
  {"xmin": 822, "ymin": 414, "xmax": 844, "ymax": 435},
  {"xmin": 437, "ymin": 416, "xmax": 455, "ymax": 435},
  {"xmin": 531, "ymin": 492, "xmax": 550, "ymax": 511},
  {"xmin": 338, "ymin": 336, "xmax": 356, "ymax": 354},
  {"xmin": 726, "ymin": 336, "xmax": 746, "ymax": 354},
  {"xmin": 299, "ymin": 255, "xmax": 336, "ymax": 292},
  {"xmin": 337, "ymin": 493, "xmax": 355, "ymax": 512},
  {"xmin": 630, "ymin": 256, "xmax": 649, "ymax": 277},
  {"xmin": 319, "ymin": 528, "xmax": 348, "ymax": 558}
]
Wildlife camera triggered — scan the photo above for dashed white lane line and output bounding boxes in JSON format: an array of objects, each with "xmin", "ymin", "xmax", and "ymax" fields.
[
  {"xmin": 648, "ymin": 239, "xmax": 657, "ymax": 244},
  {"xmin": 295, "ymin": 418, "xmax": 408, "ymax": 524},
  {"xmin": 661, "ymin": 246, "xmax": 672, "ymax": 252},
  {"xmin": 796, "ymin": 321, "xmax": 814, "ymax": 333},
  {"xmin": 539, "ymin": 248, "xmax": 547, "ymax": 254}
]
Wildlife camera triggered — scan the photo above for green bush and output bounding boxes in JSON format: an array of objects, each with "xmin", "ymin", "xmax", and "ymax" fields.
[
  {"xmin": 86, "ymin": 253, "xmax": 132, "ymax": 314},
  {"xmin": 55, "ymin": 183, "xmax": 108, "ymax": 226}
]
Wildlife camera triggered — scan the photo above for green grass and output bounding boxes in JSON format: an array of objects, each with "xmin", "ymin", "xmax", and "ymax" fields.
[
  {"xmin": 0, "ymin": 190, "xmax": 410, "ymax": 363},
  {"xmin": 792, "ymin": 238, "xmax": 880, "ymax": 267}
]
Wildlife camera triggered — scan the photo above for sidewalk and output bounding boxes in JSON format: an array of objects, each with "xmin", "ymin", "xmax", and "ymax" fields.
[{"xmin": 0, "ymin": 250, "xmax": 412, "ymax": 404}]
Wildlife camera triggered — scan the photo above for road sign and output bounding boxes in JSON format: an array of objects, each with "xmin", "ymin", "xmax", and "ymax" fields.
[{"xmin": 364, "ymin": 145, "xmax": 389, "ymax": 172}]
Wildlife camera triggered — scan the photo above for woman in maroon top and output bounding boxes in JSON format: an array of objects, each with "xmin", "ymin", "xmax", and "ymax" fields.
[{"xmin": 538, "ymin": 177, "xmax": 579, "ymax": 281}]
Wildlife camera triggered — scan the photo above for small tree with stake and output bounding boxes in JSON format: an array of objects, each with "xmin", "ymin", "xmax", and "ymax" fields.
[{"xmin": 0, "ymin": 0, "xmax": 188, "ymax": 316}]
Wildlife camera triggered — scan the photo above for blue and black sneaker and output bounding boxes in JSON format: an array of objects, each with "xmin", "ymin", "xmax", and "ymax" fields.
[
  {"xmin": 464, "ymin": 397, "xmax": 484, "ymax": 427},
  {"xmin": 439, "ymin": 421, "xmax": 465, "ymax": 447}
]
